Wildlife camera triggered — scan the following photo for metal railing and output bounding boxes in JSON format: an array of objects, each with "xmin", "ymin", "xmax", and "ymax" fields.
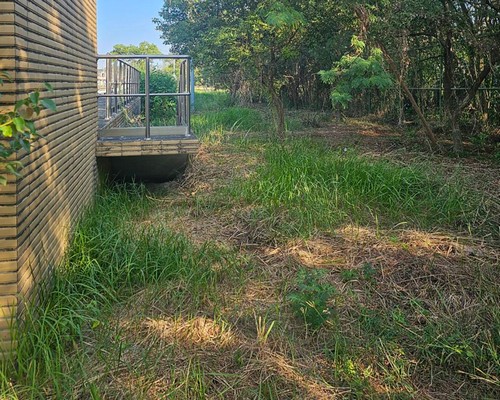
[
  {"xmin": 98, "ymin": 59, "xmax": 141, "ymax": 119},
  {"xmin": 97, "ymin": 55, "xmax": 193, "ymax": 139}
]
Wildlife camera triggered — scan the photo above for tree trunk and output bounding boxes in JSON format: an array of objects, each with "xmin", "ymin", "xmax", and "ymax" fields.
[
  {"xmin": 398, "ymin": 86, "xmax": 404, "ymax": 127},
  {"xmin": 270, "ymin": 87, "xmax": 286, "ymax": 139},
  {"xmin": 267, "ymin": 49, "xmax": 286, "ymax": 139},
  {"xmin": 380, "ymin": 44, "xmax": 440, "ymax": 150},
  {"xmin": 450, "ymin": 112, "xmax": 463, "ymax": 153},
  {"xmin": 441, "ymin": 4, "xmax": 460, "ymax": 152}
]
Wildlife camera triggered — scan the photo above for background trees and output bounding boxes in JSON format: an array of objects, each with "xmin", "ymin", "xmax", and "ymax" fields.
[
  {"xmin": 155, "ymin": 0, "xmax": 500, "ymax": 152},
  {"xmin": 109, "ymin": 41, "xmax": 177, "ymax": 123}
]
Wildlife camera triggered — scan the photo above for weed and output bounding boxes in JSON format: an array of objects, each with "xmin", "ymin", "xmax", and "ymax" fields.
[
  {"xmin": 340, "ymin": 268, "xmax": 360, "ymax": 282},
  {"xmin": 254, "ymin": 314, "xmax": 276, "ymax": 345},
  {"xmin": 287, "ymin": 269, "xmax": 336, "ymax": 330},
  {"xmin": 0, "ymin": 184, "xmax": 240, "ymax": 397}
]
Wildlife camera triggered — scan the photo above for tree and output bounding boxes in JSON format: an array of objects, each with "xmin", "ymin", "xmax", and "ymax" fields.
[
  {"xmin": 110, "ymin": 41, "xmax": 163, "ymax": 72},
  {"xmin": 154, "ymin": 0, "xmax": 499, "ymax": 150},
  {"xmin": 111, "ymin": 41, "xmax": 162, "ymax": 56},
  {"xmin": 320, "ymin": 36, "xmax": 393, "ymax": 118},
  {"xmin": 238, "ymin": 1, "xmax": 307, "ymax": 136},
  {"xmin": 156, "ymin": 0, "xmax": 307, "ymax": 137},
  {"xmin": 360, "ymin": 0, "xmax": 500, "ymax": 152}
]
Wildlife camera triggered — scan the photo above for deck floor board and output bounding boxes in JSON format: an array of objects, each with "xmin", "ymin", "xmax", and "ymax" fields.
[{"xmin": 96, "ymin": 126, "xmax": 199, "ymax": 157}]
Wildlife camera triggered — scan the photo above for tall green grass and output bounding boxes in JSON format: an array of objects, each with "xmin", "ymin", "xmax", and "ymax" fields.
[
  {"xmin": 233, "ymin": 139, "xmax": 491, "ymax": 237},
  {"xmin": 192, "ymin": 107, "xmax": 270, "ymax": 138},
  {"xmin": 192, "ymin": 90, "xmax": 304, "ymax": 140},
  {"xmin": 194, "ymin": 90, "xmax": 233, "ymax": 112},
  {"xmin": 0, "ymin": 185, "xmax": 237, "ymax": 398}
]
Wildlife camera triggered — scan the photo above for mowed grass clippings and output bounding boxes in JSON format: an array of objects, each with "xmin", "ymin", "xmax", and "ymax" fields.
[{"xmin": 1, "ymin": 91, "xmax": 499, "ymax": 399}]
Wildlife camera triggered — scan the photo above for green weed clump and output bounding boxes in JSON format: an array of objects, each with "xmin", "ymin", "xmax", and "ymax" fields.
[
  {"xmin": 288, "ymin": 269, "xmax": 336, "ymax": 330},
  {"xmin": 0, "ymin": 184, "xmax": 236, "ymax": 398},
  {"xmin": 236, "ymin": 139, "xmax": 489, "ymax": 237}
]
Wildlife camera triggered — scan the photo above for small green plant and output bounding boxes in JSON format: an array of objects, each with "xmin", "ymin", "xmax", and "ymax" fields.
[
  {"xmin": 340, "ymin": 268, "xmax": 360, "ymax": 282},
  {"xmin": 0, "ymin": 72, "xmax": 56, "ymax": 184},
  {"xmin": 288, "ymin": 269, "xmax": 336, "ymax": 330},
  {"xmin": 254, "ymin": 313, "xmax": 276, "ymax": 345}
]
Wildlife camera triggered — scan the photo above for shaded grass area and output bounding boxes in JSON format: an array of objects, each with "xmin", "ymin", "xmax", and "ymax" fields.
[
  {"xmin": 2, "ymin": 90, "xmax": 499, "ymax": 399},
  {"xmin": 0, "ymin": 185, "xmax": 242, "ymax": 398}
]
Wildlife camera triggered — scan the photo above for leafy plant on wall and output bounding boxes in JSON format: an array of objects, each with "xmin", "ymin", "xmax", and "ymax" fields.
[{"xmin": 0, "ymin": 72, "xmax": 56, "ymax": 185}]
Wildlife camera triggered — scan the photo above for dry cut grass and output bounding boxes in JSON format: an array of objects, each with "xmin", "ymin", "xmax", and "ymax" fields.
[
  {"xmin": 2, "ymin": 120, "xmax": 498, "ymax": 399},
  {"xmin": 77, "ymin": 130, "xmax": 499, "ymax": 399}
]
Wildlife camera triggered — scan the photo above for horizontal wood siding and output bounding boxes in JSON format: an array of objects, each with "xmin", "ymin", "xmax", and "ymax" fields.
[{"xmin": 0, "ymin": 0, "xmax": 97, "ymax": 355}]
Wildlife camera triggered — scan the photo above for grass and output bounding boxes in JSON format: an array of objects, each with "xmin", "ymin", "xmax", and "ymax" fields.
[
  {"xmin": 192, "ymin": 90, "xmax": 304, "ymax": 141},
  {"xmin": 2, "ymin": 90, "xmax": 499, "ymax": 398},
  {"xmin": 231, "ymin": 138, "xmax": 495, "ymax": 239},
  {"xmin": 0, "ymin": 184, "xmax": 242, "ymax": 398}
]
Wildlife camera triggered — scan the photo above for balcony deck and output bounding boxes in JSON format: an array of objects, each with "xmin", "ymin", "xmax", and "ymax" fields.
[
  {"xmin": 96, "ymin": 55, "xmax": 199, "ymax": 166},
  {"xmin": 96, "ymin": 126, "xmax": 199, "ymax": 157}
]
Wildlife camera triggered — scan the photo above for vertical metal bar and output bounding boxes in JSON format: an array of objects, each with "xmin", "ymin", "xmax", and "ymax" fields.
[
  {"xmin": 187, "ymin": 58, "xmax": 191, "ymax": 136},
  {"xmin": 113, "ymin": 60, "xmax": 117, "ymax": 114},
  {"xmin": 106, "ymin": 59, "xmax": 111, "ymax": 119},
  {"xmin": 126, "ymin": 65, "xmax": 130, "ymax": 104},
  {"xmin": 118, "ymin": 61, "xmax": 122, "ymax": 108},
  {"xmin": 190, "ymin": 58, "xmax": 195, "ymax": 111},
  {"xmin": 145, "ymin": 56, "xmax": 151, "ymax": 139}
]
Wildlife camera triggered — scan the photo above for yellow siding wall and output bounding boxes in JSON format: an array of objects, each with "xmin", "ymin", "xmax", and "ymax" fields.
[{"xmin": 0, "ymin": 0, "xmax": 97, "ymax": 354}]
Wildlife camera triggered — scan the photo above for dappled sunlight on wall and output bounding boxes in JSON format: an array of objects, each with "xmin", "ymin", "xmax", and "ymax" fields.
[{"xmin": 0, "ymin": 0, "xmax": 98, "ymax": 355}]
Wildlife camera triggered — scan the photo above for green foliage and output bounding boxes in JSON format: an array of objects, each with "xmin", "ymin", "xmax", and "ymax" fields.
[
  {"xmin": 265, "ymin": 1, "xmax": 306, "ymax": 29},
  {"xmin": 155, "ymin": 0, "xmax": 500, "ymax": 148},
  {"xmin": 156, "ymin": 0, "xmax": 307, "ymax": 135},
  {"xmin": 320, "ymin": 40, "xmax": 393, "ymax": 110},
  {"xmin": 288, "ymin": 269, "xmax": 336, "ymax": 329},
  {"xmin": 0, "ymin": 75, "xmax": 55, "ymax": 185},
  {"xmin": 0, "ymin": 184, "xmax": 239, "ymax": 397},
  {"xmin": 111, "ymin": 41, "xmax": 162, "ymax": 72},
  {"xmin": 140, "ymin": 69, "xmax": 177, "ymax": 123},
  {"xmin": 111, "ymin": 41, "xmax": 162, "ymax": 56}
]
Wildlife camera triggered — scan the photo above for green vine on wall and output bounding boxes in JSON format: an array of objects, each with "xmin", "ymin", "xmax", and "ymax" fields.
[{"xmin": 0, "ymin": 72, "xmax": 56, "ymax": 185}]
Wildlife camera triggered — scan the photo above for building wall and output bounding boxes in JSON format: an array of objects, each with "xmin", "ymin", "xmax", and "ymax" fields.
[{"xmin": 0, "ymin": 0, "xmax": 97, "ymax": 355}]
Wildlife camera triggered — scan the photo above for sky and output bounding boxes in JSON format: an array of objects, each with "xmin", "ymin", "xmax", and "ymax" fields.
[{"xmin": 97, "ymin": 0, "xmax": 168, "ymax": 54}]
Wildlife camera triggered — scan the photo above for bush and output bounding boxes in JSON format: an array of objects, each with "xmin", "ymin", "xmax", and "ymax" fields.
[{"xmin": 141, "ymin": 70, "xmax": 177, "ymax": 123}]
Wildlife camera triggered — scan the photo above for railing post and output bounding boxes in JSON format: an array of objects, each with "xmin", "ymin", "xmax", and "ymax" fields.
[
  {"xmin": 187, "ymin": 58, "xmax": 191, "ymax": 136},
  {"xmin": 113, "ymin": 60, "xmax": 118, "ymax": 114},
  {"xmin": 190, "ymin": 58, "xmax": 195, "ymax": 112},
  {"xmin": 145, "ymin": 56, "xmax": 151, "ymax": 139},
  {"xmin": 106, "ymin": 59, "xmax": 112, "ymax": 119}
]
